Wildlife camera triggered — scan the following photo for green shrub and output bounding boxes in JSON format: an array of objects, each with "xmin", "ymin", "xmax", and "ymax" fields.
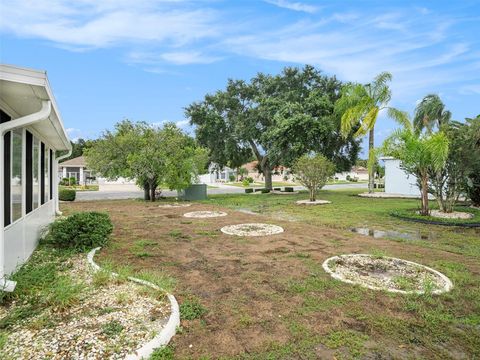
[
  {"xmin": 59, "ymin": 188, "xmax": 76, "ymax": 201},
  {"xmin": 284, "ymin": 187, "xmax": 294, "ymax": 192},
  {"xmin": 274, "ymin": 187, "xmax": 281, "ymax": 191},
  {"xmin": 229, "ymin": 174, "xmax": 236, "ymax": 182},
  {"xmin": 69, "ymin": 177, "xmax": 77, "ymax": 185},
  {"xmin": 246, "ymin": 177, "xmax": 254, "ymax": 183},
  {"xmin": 242, "ymin": 179, "xmax": 250, "ymax": 187},
  {"xmin": 245, "ymin": 188, "xmax": 254, "ymax": 194},
  {"xmin": 261, "ymin": 189, "xmax": 270, "ymax": 193},
  {"xmin": 43, "ymin": 212, "xmax": 113, "ymax": 251},
  {"xmin": 60, "ymin": 177, "xmax": 70, "ymax": 186},
  {"xmin": 254, "ymin": 188, "xmax": 263, "ymax": 192}
]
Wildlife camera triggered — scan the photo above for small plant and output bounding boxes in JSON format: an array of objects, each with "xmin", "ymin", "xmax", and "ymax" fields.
[
  {"xmin": 92, "ymin": 269, "xmax": 111, "ymax": 287},
  {"xmin": 274, "ymin": 187, "xmax": 281, "ymax": 191},
  {"xmin": 260, "ymin": 189, "xmax": 270, "ymax": 193},
  {"xmin": 245, "ymin": 188, "xmax": 254, "ymax": 194},
  {"xmin": 180, "ymin": 297, "xmax": 207, "ymax": 320},
  {"xmin": 229, "ymin": 174, "xmax": 236, "ymax": 182},
  {"xmin": 115, "ymin": 292, "xmax": 131, "ymax": 305},
  {"xmin": 370, "ymin": 249, "xmax": 387, "ymax": 259},
  {"xmin": 242, "ymin": 179, "xmax": 250, "ymax": 187},
  {"xmin": 392, "ymin": 275, "xmax": 415, "ymax": 291},
  {"xmin": 150, "ymin": 345, "xmax": 175, "ymax": 360},
  {"xmin": 284, "ymin": 187, "xmax": 294, "ymax": 192},
  {"xmin": 42, "ymin": 212, "xmax": 113, "ymax": 251},
  {"xmin": 59, "ymin": 188, "xmax": 76, "ymax": 201},
  {"xmin": 246, "ymin": 177, "xmax": 254, "ymax": 184},
  {"xmin": 44, "ymin": 275, "xmax": 84, "ymax": 310},
  {"xmin": 102, "ymin": 320, "xmax": 124, "ymax": 336}
]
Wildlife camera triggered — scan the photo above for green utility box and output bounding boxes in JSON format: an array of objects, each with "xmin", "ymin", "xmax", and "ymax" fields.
[{"xmin": 178, "ymin": 184, "xmax": 207, "ymax": 201}]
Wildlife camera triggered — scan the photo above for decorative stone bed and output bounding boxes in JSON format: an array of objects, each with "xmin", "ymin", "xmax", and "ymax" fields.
[
  {"xmin": 427, "ymin": 210, "xmax": 474, "ymax": 220},
  {"xmin": 183, "ymin": 211, "xmax": 228, "ymax": 218},
  {"xmin": 221, "ymin": 223, "xmax": 284, "ymax": 237},
  {"xmin": 158, "ymin": 203, "xmax": 192, "ymax": 208},
  {"xmin": 322, "ymin": 254, "xmax": 453, "ymax": 295},
  {"xmin": 1, "ymin": 250, "xmax": 179, "ymax": 359},
  {"xmin": 296, "ymin": 199, "xmax": 331, "ymax": 205}
]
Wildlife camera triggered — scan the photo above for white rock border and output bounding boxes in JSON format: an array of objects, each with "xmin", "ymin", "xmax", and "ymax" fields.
[
  {"xmin": 428, "ymin": 210, "xmax": 474, "ymax": 220},
  {"xmin": 271, "ymin": 190, "xmax": 299, "ymax": 195},
  {"xmin": 87, "ymin": 248, "xmax": 180, "ymax": 360},
  {"xmin": 296, "ymin": 199, "xmax": 331, "ymax": 205},
  {"xmin": 220, "ymin": 223, "xmax": 284, "ymax": 237},
  {"xmin": 322, "ymin": 253, "xmax": 453, "ymax": 295},
  {"xmin": 158, "ymin": 203, "xmax": 192, "ymax": 208},
  {"xmin": 183, "ymin": 211, "xmax": 228, "ymax": 218}
]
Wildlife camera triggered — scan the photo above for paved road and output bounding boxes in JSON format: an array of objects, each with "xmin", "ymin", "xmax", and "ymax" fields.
[{"xmin": 76, "ymin": 182, "xmax": 367, "ymax": 201}]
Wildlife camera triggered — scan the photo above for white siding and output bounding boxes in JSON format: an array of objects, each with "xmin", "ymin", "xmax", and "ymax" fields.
[{"xmin": 384, "ymin": 159, "xmax": 420, "ymax": 196}]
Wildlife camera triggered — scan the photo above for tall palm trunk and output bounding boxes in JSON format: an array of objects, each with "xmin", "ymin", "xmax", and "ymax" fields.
[
  {"xmin": 368, "ymin": 128, "xmax": 375, "ymax": 193},
  {"xmin": 420, "ymin": 172, "xmax": 429, "ymax": 216}
]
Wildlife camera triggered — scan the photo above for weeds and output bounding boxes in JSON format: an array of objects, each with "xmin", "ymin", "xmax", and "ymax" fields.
[{"xmin": 180, "ymin": 297, "xmax": 208, "ymax": 320}]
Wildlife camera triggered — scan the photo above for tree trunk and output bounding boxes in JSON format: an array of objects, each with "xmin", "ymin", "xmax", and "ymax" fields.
[
  {"xmin": 149, "ymin": 180, "xmax": 156, "ymax": 202},
  {"xmin": 143, "ymin": 183, "xmax": 151, "ymax": 201},
  {"xmin": 264, "ymin": 167, "xmax": 273, "ymax": 191},
  {"xmin": 310, "ymin": 188, "xmax": 315, "ymax": 202},
  {"xmin": 420, "ymin": 174, "xmax": 429, "ymax": 216},
  {"xmin": 368, "ymin": 128, "xmax": 375, "ymax": 194}
]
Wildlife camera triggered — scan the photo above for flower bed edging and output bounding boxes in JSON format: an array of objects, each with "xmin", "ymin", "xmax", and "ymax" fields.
[
  {"xmin": 183, "ymin": 211, "xmax": 228, "ymax": 218},
  {"xmin": 390, "ymin": 212, "xmax": 480, "ymax": 228},
  {"xmin": 322, "ymin": 254, "xmax": 453, "ymax": 295},
  {"xmin": 87, "ymin": 247, "xmax": 180, "ymax": 360}
]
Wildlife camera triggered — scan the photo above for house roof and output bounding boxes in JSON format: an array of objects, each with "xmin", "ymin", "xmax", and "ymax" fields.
[
  {"xmin": 59, "ymin": 155, "xmax": 86, "ymax": 167},
  {"xmin": 0, "ymin": 64, "xmax": 70, "ymax": 150}
]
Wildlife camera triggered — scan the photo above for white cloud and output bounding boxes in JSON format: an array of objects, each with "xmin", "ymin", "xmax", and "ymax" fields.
[
  {"xmin": 175, "ymin": 119, "xmax": 190, "ymax": 128},
  {"xmin": 128, "ymin": 51, "xmax": 222, "ymax": 65},
  {"xmin": 0, "ymin": 0, "xmax": 218, "ymax": 49},
  {"xmin": 264, "ymin": 0, "xmax": 319, "ymax": 14}
]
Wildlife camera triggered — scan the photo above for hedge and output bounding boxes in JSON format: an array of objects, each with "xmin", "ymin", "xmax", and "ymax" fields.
[{"xmin": 59, "ymin": 188, "xmax": 76, "ymax": 201}]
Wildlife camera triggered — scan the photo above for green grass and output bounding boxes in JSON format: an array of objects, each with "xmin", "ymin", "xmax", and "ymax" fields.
[
  {"xmin": 201, "ymin": 189, "xmax": 480, "ymax": 257},
  {"xmin": 102, "ymin": 320, "xmax": 125, "ymax": 336},
  {"xmin": 180, "ymin": 296, "xmax": 208, "ymax": 320}
]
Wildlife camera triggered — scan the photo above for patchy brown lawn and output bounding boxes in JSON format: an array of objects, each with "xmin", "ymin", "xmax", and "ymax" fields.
[{"xmin": 62, "ymin": 199, "xmax": 480, "ymax": 359}]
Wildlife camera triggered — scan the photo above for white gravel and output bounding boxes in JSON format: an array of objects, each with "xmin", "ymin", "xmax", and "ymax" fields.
[
  {"xmin": 428, "ymin": 210, "xmax": 474, "ymax": 219},
  {"xmin": 296, "ymin": 199, "xmax": 331, "ymax": 205},
  {"xmin": 322, "ymin": 254, "xmax": 453, "ymax": 295},
  {"xmin": 183, "ymin": 211, "xmax": 227, "ymax": 218},
  {"xmin": 158, "ymin": 203, "xmax": 192, "ymax": 208},
  {"xmin": 1, "ymin": 256, "xmax": 170, "ymax": 359},
  {"xmin": 221, "ymin": 223, "xmax": 284, "ymax": 237}
]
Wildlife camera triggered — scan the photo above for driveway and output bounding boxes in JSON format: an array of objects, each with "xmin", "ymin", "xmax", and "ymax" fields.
[{"xmin": 76, "ymin": 182, "xmax": 367, "ymax": 201}]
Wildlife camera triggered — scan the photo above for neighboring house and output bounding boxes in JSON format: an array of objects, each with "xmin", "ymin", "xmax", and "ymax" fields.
[
  {"xmin": 335, "ymin": 166, "xmax": 369, "ymax": 181},
  {"xmin": 380, "ymin": 157, "xmax": 420, "ymax": 196},
  {"xmin": 1, "ymin": 64, "xmax": 71, "ymax": 291},
  {"xmin": 242, "ymin": 161, "xmax": 292, "ymax": 183},
  {"xmin": 58, "ymin": 155, "xmax": 96, "ymax": 185}
]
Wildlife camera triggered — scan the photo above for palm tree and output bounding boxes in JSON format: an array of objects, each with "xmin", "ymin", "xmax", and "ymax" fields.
[
  {"xmin": 335, "ymin": 72, "xmax": 408, "ymax": 193},
  {"xmin": 382, "ymin": 119, "xmax": 449, "ymax": 215},
  {"xmin": 414, "ymin": 94, "xmax": 451, "ymax": 133}
]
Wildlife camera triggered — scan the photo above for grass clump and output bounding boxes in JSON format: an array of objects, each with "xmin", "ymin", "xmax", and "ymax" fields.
[
  {"xmin": 180, "ymin": 297, "xmax": 208, "ymax": 320},
  {"xmin": 42, "ymin": 212, "xmax": 113, "ymax": 251},
  {"xmin": 323, "ymin": 329, "xmax": 369, "ymax": 357},
  {"xmin": 102, "ymin": 320, "xmax": 124, "ymax": 336},
  {"xmin": 44, "ymin": 275, "xmax": 84, "ymax": 310},
  {"xmin": 150, "ymin": 345, "xmax": 175, "ymax": 360}
]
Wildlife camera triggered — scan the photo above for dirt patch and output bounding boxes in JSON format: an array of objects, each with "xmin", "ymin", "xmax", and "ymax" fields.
[{"xmin": 61, "ymin": 200, "xmax": 480, "ymax": 359}]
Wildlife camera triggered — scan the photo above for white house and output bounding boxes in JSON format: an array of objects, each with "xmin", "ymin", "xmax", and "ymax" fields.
[
  {"xmin": 58, "ymin": 155, "xmax": 96, "ymax": 185},
  {"xmin": 381, "ymin": 157, "xmax": 420, "ymax": 196},
  {"xmin": 1, "ymin": 64, "xmax": 71, "ymax": 291}
]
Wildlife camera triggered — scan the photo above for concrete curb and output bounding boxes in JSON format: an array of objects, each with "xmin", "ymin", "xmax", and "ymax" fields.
[
  {"xmin": 322, "ymin": 253, "xmax": 453, "ymax": 295},
  {"xmin": 87, "ymin": 248, "xmax": 180, "ymax": 359}
]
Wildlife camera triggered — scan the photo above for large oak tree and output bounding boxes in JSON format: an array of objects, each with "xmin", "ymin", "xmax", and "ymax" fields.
[{"xmin": 186, "ymin": 65, "xmax": 360, "ymax": 190}]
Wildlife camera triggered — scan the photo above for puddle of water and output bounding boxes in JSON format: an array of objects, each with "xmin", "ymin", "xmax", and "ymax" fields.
[{"xmin": 351, "ymin": 227, "xmax": 437, "ymax": 241}]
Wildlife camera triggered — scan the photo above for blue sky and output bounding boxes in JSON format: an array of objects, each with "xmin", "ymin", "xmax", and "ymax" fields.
[{"xmin": 1, "ymin": 0, "xmax": 479, "ymax": 157}]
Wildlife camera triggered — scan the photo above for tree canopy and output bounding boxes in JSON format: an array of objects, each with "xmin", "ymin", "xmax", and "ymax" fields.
[
  {"xmin": 186, "ymin": 65, "xmax": 360, "ymax": 190},
  {"xmin": 293, "ymin": 154, "xmax": 335, "ymax": 201},
  {"xmin": 84, "ymin": 120, "xmax": 207, "ymax": 201},
  {"xmin": 335, "ymin": 72, "xmax": 409, "ymax": 193}
]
